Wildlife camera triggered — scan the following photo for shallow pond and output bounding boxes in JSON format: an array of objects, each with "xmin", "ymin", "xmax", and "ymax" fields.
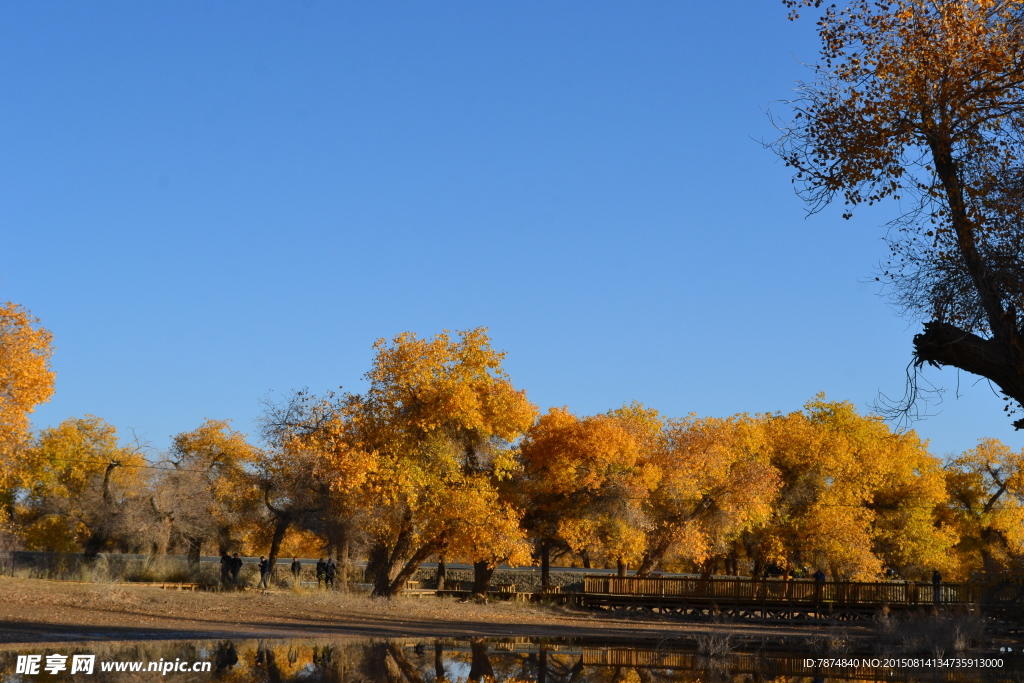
[{"xmin": 1, "ymin": 636, "xmax": 1021, "ymax": 682}]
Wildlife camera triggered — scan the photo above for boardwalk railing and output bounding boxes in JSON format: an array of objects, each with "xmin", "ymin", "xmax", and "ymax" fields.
[{"xmin": 583, "ymin": 575, "xmax": 978, "ymax": 606}]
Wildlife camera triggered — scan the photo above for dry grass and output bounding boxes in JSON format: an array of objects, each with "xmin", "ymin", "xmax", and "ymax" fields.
[{"xmin": 873, "ymin": 608, "xmax": 987, "ymax": 656}]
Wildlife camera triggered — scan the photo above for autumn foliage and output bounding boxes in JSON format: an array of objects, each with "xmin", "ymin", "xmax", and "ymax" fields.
[
  {"xmin": 3, "ymin": 305, "xmax": 1024, "ymax": 590},
  {"xmin": 774, "ymin": 0, "xmax": 1024, "ymax": 427}
]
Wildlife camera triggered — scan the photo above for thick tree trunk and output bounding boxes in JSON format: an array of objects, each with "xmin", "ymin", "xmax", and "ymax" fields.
[
  {"xmin": 616, "ymin": 559, "xmax": 627, "ymax": 578},
  {"xmin": 914, "ymin": 145, "xmax": 1024, "ymax": 428},
  {"xmin": 435, "ymin": 556, "xmax": 447, "ymax": 590},
  {"xmin": 434, "ymin": 642, "xmax": 446, "ymax": 682},
  {"xmin": 384, "ymin": 541, "xmax": 441, "ymax": 596},
  {"xmin": 914, "ymin": 321, "xmax": 1024, "ymax": 427},
  {"xmin": 387, "ymin": 643, "xmax": 425, "ymax": 683},
  {"xmin": 538, "ymin": 647, "xmax": 547, "ymax": 683},
  {"xmin": 581, "ymin": 550, "xmax": 591, "ymax": 569},
  {"xmin": 540, "ymin": 540, "xmax": 550, "ymax": 590},
  {"xmin": 266, "ymin": 514, "xmax": 291, "ymax": 582},
  {"xmin": 372, "ymin": 525, "xmax": 413, "ymax": 597},
  {"xmin": 472, "ymin": 561, "xmax": 495, "ymax": 596},
  {"xmin": 340, "ymin": 536, "xmax": 351, "ymax": 591},
  {"xmin": 83, "ymin": 530, "xmax": 108, "ymax": 561},
  {"xmin": 468, "ymin": 639, "xmax": 494, "ymax": 682},
  {"xmin": 635, "ymin": 537, "xmax": 672, "ymax": 578}
]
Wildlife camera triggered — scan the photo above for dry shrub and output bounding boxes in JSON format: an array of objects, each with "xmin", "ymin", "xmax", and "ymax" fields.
[
  {"xmin": 695, "ymin": 634, "xmax": 734, "ymax": 657},
  {"xmin": 875, "ymin": 609, "xmax": 986, "ymax": 655}
]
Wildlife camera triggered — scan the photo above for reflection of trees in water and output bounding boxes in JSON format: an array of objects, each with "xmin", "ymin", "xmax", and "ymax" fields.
[
  {"xmin": 229, "ymin": 641, "xmax": 740, "ymax": 683},
  {"xmin": 13, "ymin": 638, "xmax": 977, "ymax": 683},
  {"xmin": 467, "ymin": 639, "xmax": 494, "ymax": 681}
]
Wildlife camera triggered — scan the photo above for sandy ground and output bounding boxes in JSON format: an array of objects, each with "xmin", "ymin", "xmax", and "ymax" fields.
[{"xmin": 0, "ymin": 576, "xmax": 835, "ymax": 645}]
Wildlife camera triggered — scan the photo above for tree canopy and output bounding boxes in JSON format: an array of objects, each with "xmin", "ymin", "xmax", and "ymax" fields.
[{"xmin": 774, "ymin": 0, "xmax": 1024, "ymax": 426}]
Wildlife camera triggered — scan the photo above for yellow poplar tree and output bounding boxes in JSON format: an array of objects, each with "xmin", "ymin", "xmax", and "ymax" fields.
[
  {"xmin": 753, "ymin": 397, "xmax": 954, "ymax": 580},
  {"xmin": 942, "ymin": 438, "xmax": 1024, "ymax": 577},
  {"xmin": 636, "ymin": 414, "xmax": 781, "ymax": 577},
  {"xmin": 519, "ymin": 404, "xmax": 662, "ymax": 581},
  {"xmin": 0, "ymin": 302, "xmax": 55, "ymax": 505},
  {"xmin": 157, "ymin": 419, "xmax": 263, "ymax": 561},
  {"xmin": 352, "ymin": 328, "xmax": 537, "ymax": 597},
  {"xmin": 18, "ymin": 416, "xmax": 147, "ymax": 556}
]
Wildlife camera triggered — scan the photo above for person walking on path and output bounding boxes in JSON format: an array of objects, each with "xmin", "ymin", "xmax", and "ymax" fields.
[
  {"xmin": 258, "ymin": 556, "xmax": 271, "ymax": 590},
  {"xmin": 325, "ymin": 558, "xmax": 337, "ymax": 588},
  {"xmin": 230, "ymin": 553, "xmax": 242, "ymax": 586},
  {"xmin": 291, "ymin": 557, "xmax": 302, "ymax": 585},
  {"xmin": 316, "ymin": 558, "xmax": 327, "ymax": 588}
]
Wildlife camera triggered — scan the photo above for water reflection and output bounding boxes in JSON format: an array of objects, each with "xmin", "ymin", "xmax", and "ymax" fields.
[{"xmin": 1, "ymin": 637, "xmax": 1021, "ymax": 682}]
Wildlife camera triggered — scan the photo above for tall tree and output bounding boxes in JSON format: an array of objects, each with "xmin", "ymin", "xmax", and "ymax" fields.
[
  {"xmin": 154, "ymin": 419, "xmax": 262, "ymax": 562},
  {"xmin": 355, "ymin": 328, "xmax": 537, "ymax": 597},
  {"xmin": 635, "ymin": 413, "xmax": 781, "ymax": 577},
  {"xmin": 775, "ymin": 0, "xmax": 1024, "ymax": 426},
  {"xmin": 0, "ymin": 302, "xmax": 55, "ymax": 505},
  {"xmin": 749, "ymin": 398, "xmax": 954, "ymax": 580},
  {"xmin": 269, "ymin": 330, "xmax": 536, "ymax": 597},
  {"xmin": 18, "ymin": 416, "xmax": 148, "ymax": 557},
  {"xmin": 261, "ymin": 391, "xmax": 376, "ymax": 583},
  {"xmin": 943, "ymin": 438, "xmax": 1024, "ymax": 576},
  {"xmin": 519, "ymin": 405, "xmax": 661, "ymax": 580}
]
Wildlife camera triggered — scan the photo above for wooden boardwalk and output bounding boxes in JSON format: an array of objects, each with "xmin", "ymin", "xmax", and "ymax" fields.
[{"xmin": 581, "ymin": 576, "xmax": 979, "ymax": 620}]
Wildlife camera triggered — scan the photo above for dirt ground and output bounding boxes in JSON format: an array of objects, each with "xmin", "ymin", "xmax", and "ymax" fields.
[{"xmin": 0, "ymin": 576, "xmax": 834, "ymax": 644}]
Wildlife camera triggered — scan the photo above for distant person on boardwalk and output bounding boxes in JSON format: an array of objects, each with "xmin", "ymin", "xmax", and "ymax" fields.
[
  {"xmin": 230, "ymin": 553, "xmax": 242, "ymax": 585},
  {"xmin": 932, "ymin": 569, "xmax": 942, "ymax": 605},
  {"xmin": 220, "ymin": 552, "xmax": 232, "ymax": 586},
  {"xmin": 813, "ymin": 570, "xmax": 825, "ymax": 601},
  {"xmin": 316, "ymin": 558, "xmax": 327, "ymax": 588},
  {"xmin": 258, "ymin": 556, "xmax": 271, "ymax": 590},
  {"xmin": 291, "ymin": 557, "xmax": 302, "ymax": 584},
  {"xmin": 325, "ymin": 558, "xmax": 337, "ymax": 588}
]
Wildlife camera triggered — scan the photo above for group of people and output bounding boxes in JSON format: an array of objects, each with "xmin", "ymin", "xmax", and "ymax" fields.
[
  {"xmin": 310, "ymin": 557, "xmax": 338, "ymax": 587},
  {"xmin": 221, "ymin": 553, "xmax": 345, "ymax": 590},
  {"xmin": 218, "ymin": 552, "xmax": 244, "ymax": 586}
]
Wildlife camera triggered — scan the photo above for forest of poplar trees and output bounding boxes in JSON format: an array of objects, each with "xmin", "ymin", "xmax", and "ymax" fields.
[{"xmin": 1, "ymin": 302, "xmax": 1022, "ymax": 597}]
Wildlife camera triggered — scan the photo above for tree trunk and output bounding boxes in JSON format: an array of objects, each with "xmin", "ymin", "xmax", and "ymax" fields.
[
  {"xmin": 616, "ymin": 559, "xmax": 627, "ymax": 578},
  {"xmin": 266, "ymin": 514, "xmax": 291, "ymax": 583},
  {"xmin": 387, "ymin": 642, "xmax": 426, "ymax": 683},
  {"xmin": 635, "ymin": 536, "xmax": 672, "ymax": 578},
  {"xmin": 340, "ymin": 536, "xmax": 351, "ymax": 592},
  {"xmin": 435, "ymin": 556, "xmax": 447, "ymax": 591},
  {"xmin": 83, "ymin": 529, "xmax": 108, "ymax": 561},
  {"xmin": 540, "ymin": 540, "xmax": 550, "ymax": 590},
  {"xmin": 913, "ymin": 321, "xmax": 1024, "ymax": 428},
  {"xmin": 372, "ymin": 526, "xmax": 413, "ymax": 597},
  {"xmin": 538, "ymin": 647, "xmax": 547, "ymax": 683},
  {"xmin": 581, "ymin": 550, "xmax": 591, "ymax": 569},
  {"xmin": 434, "ymin": 642, "xmax": 446, "ymax": 682},
  {"xmin": 911, "ymin": 143, "xmax": 1024, "ymax": 428},
  {"xmin": 385, "ymin": 541, "xmax": 441, "ymax": 596},
  {"xmin": 472, "ymin": 560, "xmax": 495, "ymax": 596},
  {"xmin": 468, "ymin": 639, "xmax": 494, "ymax": 682},
  {"xmin": 185, "ymin": 536, "xmax": 202, "ymax": 568},
  {"xmin": 567, "ymin": 656, "xmax": 584, "ymax": 683}
]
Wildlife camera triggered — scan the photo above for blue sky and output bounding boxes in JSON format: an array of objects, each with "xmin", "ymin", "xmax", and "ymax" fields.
[{"xmin": 1, "ymin": 1, "xmax": 1017, "ymax": 458}]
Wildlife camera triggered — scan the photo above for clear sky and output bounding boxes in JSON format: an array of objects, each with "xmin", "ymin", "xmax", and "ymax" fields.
[{"xmin": 1, "ymin": 1, "xmax": 1018, "ymax": 458}]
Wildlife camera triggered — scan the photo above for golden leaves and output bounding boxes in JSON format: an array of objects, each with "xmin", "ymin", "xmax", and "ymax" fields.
[{"xmin": 0, "ymin": 302, "xmax": 55, "ymax": 488}]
